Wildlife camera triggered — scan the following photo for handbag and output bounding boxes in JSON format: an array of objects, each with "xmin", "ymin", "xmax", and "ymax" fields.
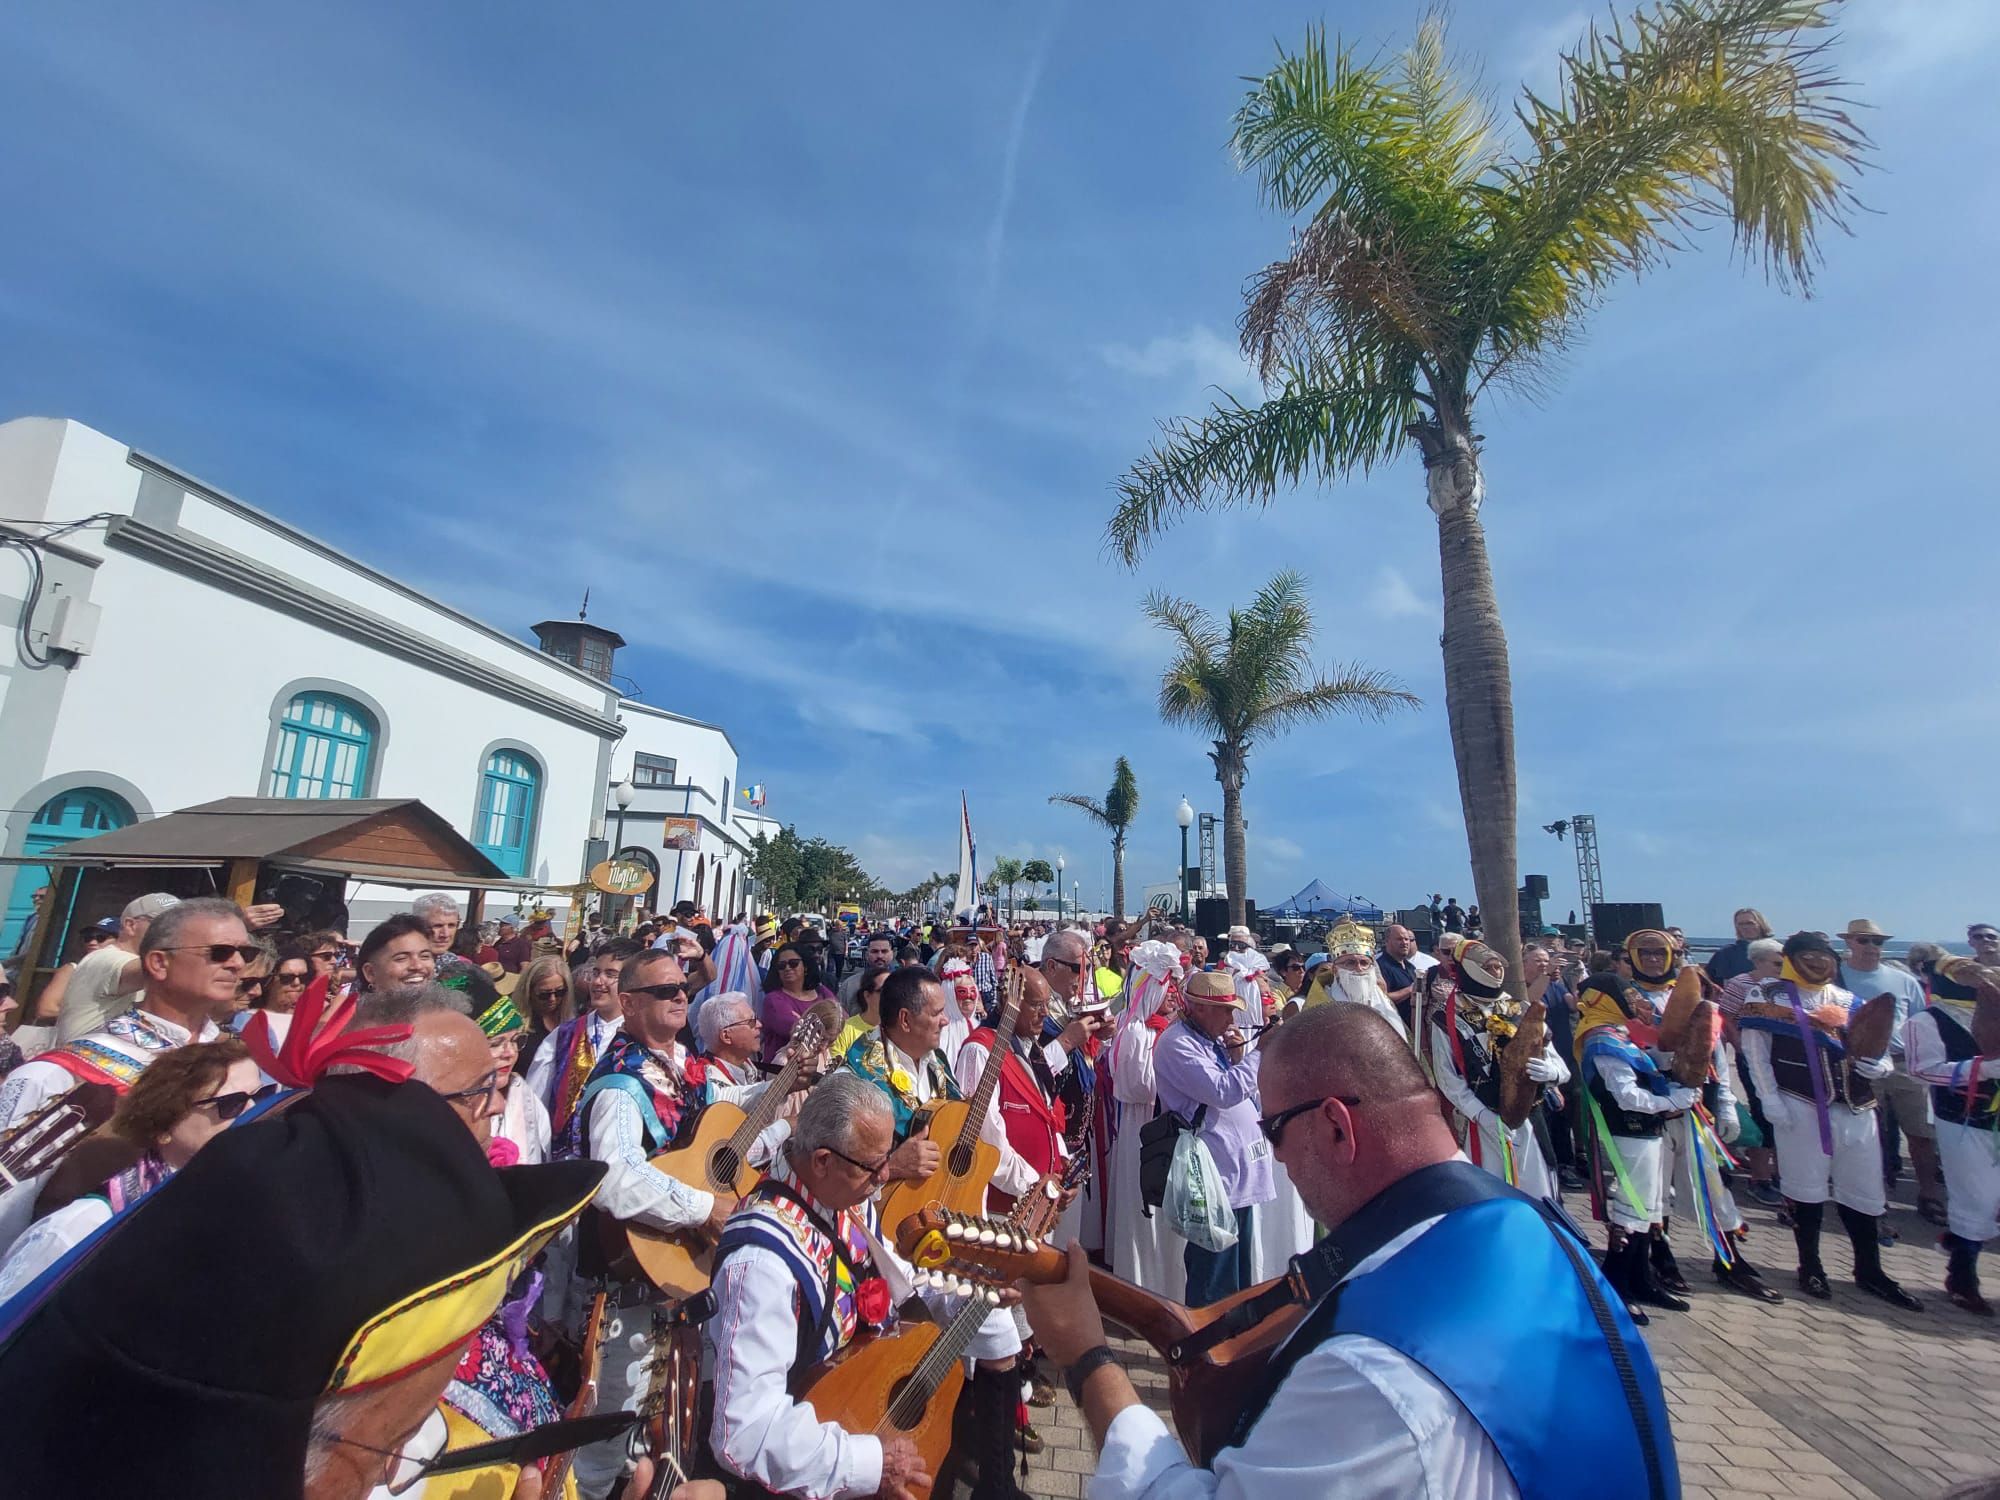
[{"xmin": 1137, "ymin": 1101, "xmax": 1206, "ymax": 1216}]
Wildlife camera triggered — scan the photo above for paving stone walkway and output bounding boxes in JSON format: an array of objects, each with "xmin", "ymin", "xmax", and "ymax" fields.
[{"xmin": 1017, "ymin": 1183, "xmax": 2000, "ymax": 1500}]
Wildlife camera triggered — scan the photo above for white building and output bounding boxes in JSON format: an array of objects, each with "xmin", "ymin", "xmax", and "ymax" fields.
[{"xmin": 0, "ymin": 416, "xmax": 753, "ymax": 948}]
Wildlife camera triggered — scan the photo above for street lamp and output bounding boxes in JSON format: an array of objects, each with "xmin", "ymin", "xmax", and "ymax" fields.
[
  {"xmin": 612, "ymin": 779, "xmax": 635, "ymax": 852},
  {"xmin": 1176, "ymin": 796, "xmax": 1194, "ymax": 921},
  {"xmin": 1056, "ymin": 854, "xmax": 1065, "ymax": 925}
]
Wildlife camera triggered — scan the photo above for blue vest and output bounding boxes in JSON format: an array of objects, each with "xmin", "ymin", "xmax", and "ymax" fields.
[{"xmin": 1231, "ymin": 1165, "xmax": 1678, "ymax": 1499}]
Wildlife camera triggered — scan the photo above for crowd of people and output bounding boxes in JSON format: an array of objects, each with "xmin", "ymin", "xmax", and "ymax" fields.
[{"xmin": 0, "ymin": 885, "xmax": 1992, "ymax": 1498}]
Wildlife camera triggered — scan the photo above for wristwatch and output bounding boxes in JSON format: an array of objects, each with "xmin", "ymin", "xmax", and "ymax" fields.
[{"xmin": 1063, "ymin": 1343, "xmax": 1120, "ymax": 1402}]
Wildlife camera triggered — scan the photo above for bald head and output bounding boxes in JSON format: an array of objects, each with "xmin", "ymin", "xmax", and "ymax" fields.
[
  {"xmin": 409, "ymin": 1010, "xmax": 501, "ymax": 1145},
  {"xmin": 1263, "ymin": 1002, "xmax": 1431, "ymax": 1106}
]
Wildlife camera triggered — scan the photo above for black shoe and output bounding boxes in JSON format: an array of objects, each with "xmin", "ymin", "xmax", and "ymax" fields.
[
  {"xmin": 1857, "ymin": 1275, "xmax": 1923, "ymax": 1312},
  {"xmin": 1798, "ymin": 1268, "xmax": 1833, "ymax": 1300},
  {"xmin": 1947, "ymin": 1282, "xmax": 1994, "ymax": 1316},
  {"xmin": 1623, "ymin": 1299, "xmax": 1650, "ymax": 1326},
  {"xmin": 1714, "ymin": 1258, "xmax": 1784, "ymax": 1305},
  {"xmin": 1651, "ymin": 1251, "xmax": 1691, "ymax": 1295},
  {"xmin": 1558, "ymin": 1167, "xmax": 1587, "ymax": 1191}
]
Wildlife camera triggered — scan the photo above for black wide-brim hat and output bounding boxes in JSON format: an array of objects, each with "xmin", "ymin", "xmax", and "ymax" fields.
[{"xmin": 0, "ymin": 1075, "xmax": 603, "ymax": 1500}]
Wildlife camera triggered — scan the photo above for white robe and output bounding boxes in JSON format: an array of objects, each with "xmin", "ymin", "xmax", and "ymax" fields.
[
  {"xmin": 1906, "ymin": 1006, "xmax": 2000, "ymax": 1244},
  {"xmin": 1425, "ymin": 1023, "xmax": 1564, "ymax": 1203},
  {"xmin": 1105, "ymin": 1012, "xmax": 1186, "ymax": 1302},
  {"xmin": 1739, "ymin": 1008, "xmax": 1887, "ymax": 1216}
]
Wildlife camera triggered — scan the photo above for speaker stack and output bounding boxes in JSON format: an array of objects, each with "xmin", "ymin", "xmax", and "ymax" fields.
[{"xmin": 1590, "ymin": 902, "xmax": 1666, "ymax": 949}]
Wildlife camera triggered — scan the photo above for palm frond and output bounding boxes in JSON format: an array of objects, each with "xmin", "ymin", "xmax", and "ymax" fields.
[
  {"xmin": 1104, "ymin": 756, "xmax": 1140, "ymax": 829},
  {"xmin": 1107, "ymin": 384, "xmax": 1418, "ymax": 566},
  {"xmin": 1241, "ymin": 215, "xmax": 1444, "ymax": 383},
  {"xmin": 1256, "ymin": 670, "xmax": 1423, "ymax": 737},
  {"xmin": 1474, "ymin": 0, "xmax": 1868, "ymax": 382},
  {"xmin": 1047, "ymin": 793, "xmax": 1111, "ymax": 829}
]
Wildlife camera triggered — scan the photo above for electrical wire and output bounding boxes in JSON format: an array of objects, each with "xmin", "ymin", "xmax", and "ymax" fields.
[{"xmin": 0, "ymin": 536, "xmax": 54, "ymax": 667}]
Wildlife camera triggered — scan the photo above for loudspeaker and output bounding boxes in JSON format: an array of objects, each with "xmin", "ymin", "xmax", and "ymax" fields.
[
  {"xmin": 1395, "ymin": 907, "xmax": 1434, "ymax": 935},
  {"xmin": 1523, "ymin": 873, "xmax": 1550, "ymax": 901},
  {"xmin": 1591, "ymin": 902, "xmax": 1665, "ymax": 949},
  {"xmin": 1194, "ymin": 898, "xmax": 1254, "ymax": 941}
]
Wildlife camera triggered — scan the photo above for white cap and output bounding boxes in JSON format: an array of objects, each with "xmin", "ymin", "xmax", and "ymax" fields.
[
  {"xmin": 1227, "ymin": 925, "xmax": 1257, "ymax": 947},
  {"xmin": 122, "ymin": 892, "xmax": 181, "ymax": 922}
]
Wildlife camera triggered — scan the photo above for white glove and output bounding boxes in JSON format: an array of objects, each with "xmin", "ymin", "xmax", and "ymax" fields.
[
  {"xmin": 1524, "ymin": 1054, "xmax": 1560, "ymax": 1083},
  {"xmin": 1979, "ymin": 1057, "xmax": 2000, "ymax": 1081},
  {"xmin": 1850, "ymin": 1053, "xmax": 1893, "ymax": 1080},
  {"xmin": 1717, "ymin": 1107, "xmax": 1742, "ymax": 1144},
  {"xmin": 1666, "ymin": 1086, "xmax": 1700, "ymax": 1113}
]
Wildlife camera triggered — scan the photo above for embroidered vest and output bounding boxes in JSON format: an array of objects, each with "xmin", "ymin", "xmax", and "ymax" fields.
[
  {"xmin": 842, "ymin": 1033, "xmax": 960, "ymax": 1141},
  {"xmin": 1923, "ymin": 1005, "xmax": 2000, "ymax": 1128},
  {"xmin": 712, "ymin": 1177, "xmax": 884, "ymax": 1387},
  {"xmin": 1740, "ymin": 994, "xmax": 1867, "ymax": 1110},
  {"xmin": 39, "ymin": 1011, "xmax": 182, "ymax": 1092}
]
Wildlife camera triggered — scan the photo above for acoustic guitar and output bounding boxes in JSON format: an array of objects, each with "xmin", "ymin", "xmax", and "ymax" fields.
[
  {"xmin": 796, "ymin": 1276, "xmax": 1004, "ymax": 1499},
  {"xmin": 877, "ymin": 969, "xmax": 1023, "ymax": 1229},
  {"xmin": 635, "ymin": 1295, "xmax": 709, "ymax": 1499},
  {"xmin": 624, "ymin": 998, "xmax": 841, "ymax": 1297},
  {"xmin": 0, "ymin": 1083, "xmax": 119, "ymax": 1189},
  {"xmin": 896, "ymin": 1202, "xmax": 1315, "ymax": 1466}
]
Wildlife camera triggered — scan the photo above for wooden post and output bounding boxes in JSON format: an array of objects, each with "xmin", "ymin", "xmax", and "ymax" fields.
[
  {"xmin": 466, "ymin": 887, "xmax": 486, "ymax": 934},
  {"xmin": 10, "ymin": 866, "xmax": 71, "ymax": 1028},
  {"xmin": 225, "ymin": 858, "xmax": 260, "ymax": 911}
]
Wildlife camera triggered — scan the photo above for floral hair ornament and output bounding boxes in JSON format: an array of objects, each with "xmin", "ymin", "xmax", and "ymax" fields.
[{"xmin": 241, "ymin": 972, "xmax": 416, "ymax": 1088}]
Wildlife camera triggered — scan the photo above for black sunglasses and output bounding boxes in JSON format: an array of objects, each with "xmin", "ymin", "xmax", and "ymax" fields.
[
  {"xmin": 1258, "ymin": 1094, "xmax": 1363, "ymax": 1146},
  {"xmin": 1849, "ymin": 935, "xmax": 1886, "ymax": 946},
  {"xmin": 195, "ymin": 1082, "xmax": 282, "ymax": 1121},
  {"xmin": 1044, "ymin": 956, "xmax": 1082, "ymax": 972},
  {"xmin": 164, "ymin": 943, "xmax": 262, "ymax": 965},
  {"xmin": 532, "ymin": 986, "xmax": 569, "ymax": 1001},
  {"xmin": 274, "ymin": 970, "xmax": 311, "ymax": 986},
  {"xmin": 625, "ymin": 981, "xmax": 690, "ymax": 1002},
  {"xmin": 824, "ymin": 1143, "xmax": 891, "ymax": 1177}
]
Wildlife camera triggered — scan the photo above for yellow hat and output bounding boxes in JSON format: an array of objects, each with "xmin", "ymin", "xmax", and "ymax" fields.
[{"xmin": 1325, "ymin": 917, "xmax": 1376, "ymax": 962}]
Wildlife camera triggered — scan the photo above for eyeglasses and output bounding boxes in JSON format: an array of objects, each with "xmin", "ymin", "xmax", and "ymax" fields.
[
  {"xmin": 440, "ymin": 1069, "xmax": 504, "ymax": 1109},
  {"xmin": 311, "ymin": 948, "xmax": 339, "ymax": 962},
  {"xmin": 1258, "ymin": 1094, "xmax": 1363, "ymax": 1146},
  {"xmin": 1044, "ymin": 957, "xmax": 1082, "ymax": 972},
  {"xmin": 625, "ymin": 981, "xmax": 689, "ymax": 1002},
  {"xmin": 824, "ymin": 1143, "xmax": 891, "ymax": 1177},
  {"xmin": 722, "ymin": 1015, "xmax": 761, "ymax": 1031},
  {"xmin": 775, "ymin": 957, "xmax": 804, "ymax": 970},
  {"xmin": 194, "ymin": 1083, "xmax": 282, "ymax": 1121},
  {"xmin": 163, "ymin": 943, "xmax": 262, "ymax": 965},
  {"xmin": 1849, "ymin": 935, "xmax": 1886, "ymax": 947},
  {"xmin": 274, "ymin": 970, "xmax": 310, "ymax": 987},
  {"xmin": 235, "ymin": 976, "xmax": 268, "ymax": 996}
]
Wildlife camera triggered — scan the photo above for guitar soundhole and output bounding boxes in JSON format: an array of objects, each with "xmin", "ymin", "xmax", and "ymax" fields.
[
  {"xmin": 949, "ymin": 1143, "xmax": 974, "ymax": 1177},
  {"xmin": 711, "ymin": 1146, "xmax": 741, "ymax": 1187},
  {"xmin": 885, "ymin": 1374, "xmax": 920, "ymax": 1431}
]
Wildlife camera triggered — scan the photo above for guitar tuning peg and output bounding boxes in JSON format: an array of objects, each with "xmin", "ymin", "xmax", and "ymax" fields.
[
  {"xmin": 982, "ymin": 1287, "xmax": 1001, "ymax": 1306},
  {"xmin": 944, "ymin": 1221, "xmax": 965, "ymax": 1240},
  {"xmin": 1023, "ymin": 1238, "xmax": 1040, "ymax": 1254}
]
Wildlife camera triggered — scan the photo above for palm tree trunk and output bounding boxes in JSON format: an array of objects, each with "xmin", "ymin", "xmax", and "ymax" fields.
[
  {"xmin": 1428, "ymin": 446, "xmax": 1522, "ymax": 982},
  {"xmin": 1215, "ymin": 742, "xmax": 1249, "ymax": 927},
  {"xmin": 1111, "ymin": 830, "xmax": 1127, "ymax": 920}
]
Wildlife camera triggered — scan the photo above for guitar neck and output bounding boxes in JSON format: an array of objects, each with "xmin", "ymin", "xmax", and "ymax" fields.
[
  {"xmin": 958, "ymin": 980, "xmax": 1024, "ymax": 1156},
  {"xmin": 728, "ymin": 1051, "xmax": 806, "ymax": 1158},
  {"xmin": 882, "ymin": 1294, "xmax": 993, "ymax": 1432}
]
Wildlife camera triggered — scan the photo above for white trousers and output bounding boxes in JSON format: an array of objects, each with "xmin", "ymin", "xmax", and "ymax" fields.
[
  {"xmin": 1665, "ymin": 1113, "xmax": 1742, "ymax": 1235},
  {"xmin": 1937, "ymin": 1119, "xmax": 2000, "ymax": 1244},
  {"xmin": 1768, "ymin": 1098, "xmax": 1885, "ymax": 1215},
  {"xmin": 1464, "ymin": 1109, "xmax": 1558, "ymax": 1203}
]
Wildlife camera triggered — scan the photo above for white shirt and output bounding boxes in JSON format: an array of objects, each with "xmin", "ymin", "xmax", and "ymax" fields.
[
  {"xmin": 1088, "ymin": 1218, "xmax": 1515, "ymax": 1500},
  {"xmin": 704, "ymin": 1164, "xmax": 1021, "ymax": 1500},
  {"xmin": 954, "ymin": 1032, "xmax": 1071, "ymax": 1200},
  {"xmin": 498, "ymin": 1079, "xmax": 552, "ymax": 1165},
  {"xmin": 54, "ymin": 945, "xmax": 143, "ymax": 1045},
  {"xmin": 0, "ymin": 1197, "xmax": 111, "ymax": 1302},
  {"xmin": 0, "ymin": 1008, "xmax": 216, "ymax": 1131},
  {"xmin": 582, "ymin": 1042, "xmax": 714, "ymax": 1233}
]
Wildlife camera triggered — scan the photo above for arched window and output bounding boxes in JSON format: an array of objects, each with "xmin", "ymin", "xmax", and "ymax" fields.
[
  {"xmin": 269, "ymin": 692, "xmax": 376, "ymax": 800},
  {"xmin": 473, "ymin": 750, "xmax": 541, "ymax": 877},
  {"xmin": 1, "ymin": 787, "xmax": 134, "ymax": 952}
]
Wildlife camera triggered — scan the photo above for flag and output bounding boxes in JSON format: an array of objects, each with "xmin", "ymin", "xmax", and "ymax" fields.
[
  {"xmin": 951, "ymin": 792, "xmax": 976, "ymax": 919},
  {"xmin": 741, "ymin": 784, "xmax": 766, "ymax": 808}
]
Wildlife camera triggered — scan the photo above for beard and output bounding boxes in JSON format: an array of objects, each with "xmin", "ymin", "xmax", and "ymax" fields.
[{"xmin": 1335, "ymin": 969, "xmax": 1380, "ymax": 1005}]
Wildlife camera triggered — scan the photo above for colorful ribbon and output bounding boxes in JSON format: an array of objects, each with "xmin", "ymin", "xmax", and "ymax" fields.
[{"xmin": 1779, "ymin": 980, "xmax": 1836, "ymax": 1156}]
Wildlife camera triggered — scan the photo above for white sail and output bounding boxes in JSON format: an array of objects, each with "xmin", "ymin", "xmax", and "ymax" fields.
[{"xmin": 951, "ymin": 792, "xmax": 976, "ymax": 918}]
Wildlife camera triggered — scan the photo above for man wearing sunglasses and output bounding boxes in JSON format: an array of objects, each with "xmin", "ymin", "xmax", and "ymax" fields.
[
  {"xmin": 1841, "ymin": 918, "xmax": 1945, "ymax": 1225},
  {"xmin": 1024, "ymin": 1002, "xmax": 1677, "ymax": 1500},
  {"xmin": 0, "ymin": 897, "xmax": 248, "ymax": 1134},
  {"xmin": 566, "ymin": 948, "xmax": 739, "ymax": 1499}
]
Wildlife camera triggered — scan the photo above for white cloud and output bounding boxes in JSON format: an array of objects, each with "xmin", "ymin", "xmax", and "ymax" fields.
[
  {"xmin": 1261, "ymin": 834, "xmax": 1305, "ymax": 866},
  {"xmin": 1845, "ymin": 0, "xmax": 2000, "ymax": 83},
  {"xmin": 1098, "ymin": 325, "xmax": 1255, "ymax": 393},
  {"xmin": 1366, "ymin": 565, "xmax": 1434, "ymax": 621}
]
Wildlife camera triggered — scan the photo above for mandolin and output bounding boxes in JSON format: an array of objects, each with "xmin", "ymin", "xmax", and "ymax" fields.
[
  {"xmin": 796, "ymin": 1275, "xmax": 1004, "ymax": 1499},
  {"xmin": 538, "ymin": 1288, "xmax": 608, "ymax": 1500},
  {"xmin": 0, "ymin": 1083, "xmax": 119, "ymax": 1189},
  {"xmin": 877, "ymin": 969, "xmax": 1022, "ymax": 1229},
  {"xmin": 896, "ymin": 1202, "xmax": 1316, "ymax": 1466},
  {"xmin": 636, "ymin": 1295, "xmax": 709, "ymax": 1499},
  {"xmin": 624, "ymin": 999, "xmax": 841, "ymax": 1297}
]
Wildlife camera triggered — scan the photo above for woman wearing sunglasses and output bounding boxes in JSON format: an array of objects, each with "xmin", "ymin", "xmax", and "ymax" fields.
[
  {"xmin": 513, "ymin": 955, "xmax": 576, "ymax": 1077},
  {"xmin": 760, "ymin": 942, "xmax": 835, "ymax": 1068},
  {"xmin": 0, "ymin": 1037, "xmax": 270, "ymax": 1299}
]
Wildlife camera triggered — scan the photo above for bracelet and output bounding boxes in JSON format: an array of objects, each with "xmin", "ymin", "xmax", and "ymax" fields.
[{"xmin": 1063, "ymin": 1343, "xmax": 1120, "ymax": 1403}]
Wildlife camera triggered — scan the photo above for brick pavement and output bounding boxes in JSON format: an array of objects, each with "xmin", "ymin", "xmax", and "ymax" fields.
[{"xmin": 1015, "ymin": 1183, "xmax": 2000, "ymax": 1500}]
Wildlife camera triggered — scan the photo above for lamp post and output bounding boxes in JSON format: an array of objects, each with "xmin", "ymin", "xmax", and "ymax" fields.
[
  {"xmin": 1056, "ymin": 854, "xmax": 1065, "ymax": 926},
  {"xmin": 612, "ymin": 779, "xmax": 635, "ymax": 852},
  {"xmin": 1176, "ymin": 796, "xmax": 1194, "ymax": 921}
]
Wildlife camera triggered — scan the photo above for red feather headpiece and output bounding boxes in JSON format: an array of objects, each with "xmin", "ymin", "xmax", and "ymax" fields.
[{"xmin": 242, "ymin": 973, "xmax": 416, "ymax": 1088}]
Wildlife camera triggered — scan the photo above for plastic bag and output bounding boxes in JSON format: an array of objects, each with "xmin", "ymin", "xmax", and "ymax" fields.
[{"xmin": 1164, "ymin": 1128, "xmax": 1238, "ymax": 1252}]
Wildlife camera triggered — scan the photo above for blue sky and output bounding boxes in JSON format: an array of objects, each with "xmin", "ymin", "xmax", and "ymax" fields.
[{"xmin": 3, "ymin": 0, "xmax": 1996, "ymax": 936}]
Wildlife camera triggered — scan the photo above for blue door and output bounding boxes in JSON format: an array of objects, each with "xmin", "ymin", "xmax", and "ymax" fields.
[{"xmin": 2, "ymin": 789, "xmax": 134, "ymax": 955}]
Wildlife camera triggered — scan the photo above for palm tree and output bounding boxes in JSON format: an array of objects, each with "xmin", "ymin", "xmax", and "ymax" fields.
[
  {"xmin": 989, "ymin": 856, "xmax": 1026, "ymax": 922},
  {"xmin": 1050, "ymin": 756, "xmax": 1141, "ymax": 919},
  {"xmin": 1147, "ymin": 572, "xmax": 1417, "ymax": 925},
  {"xmin": 1107, "ymin": 2, "xmax": 1866, "ymax": 974}
]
